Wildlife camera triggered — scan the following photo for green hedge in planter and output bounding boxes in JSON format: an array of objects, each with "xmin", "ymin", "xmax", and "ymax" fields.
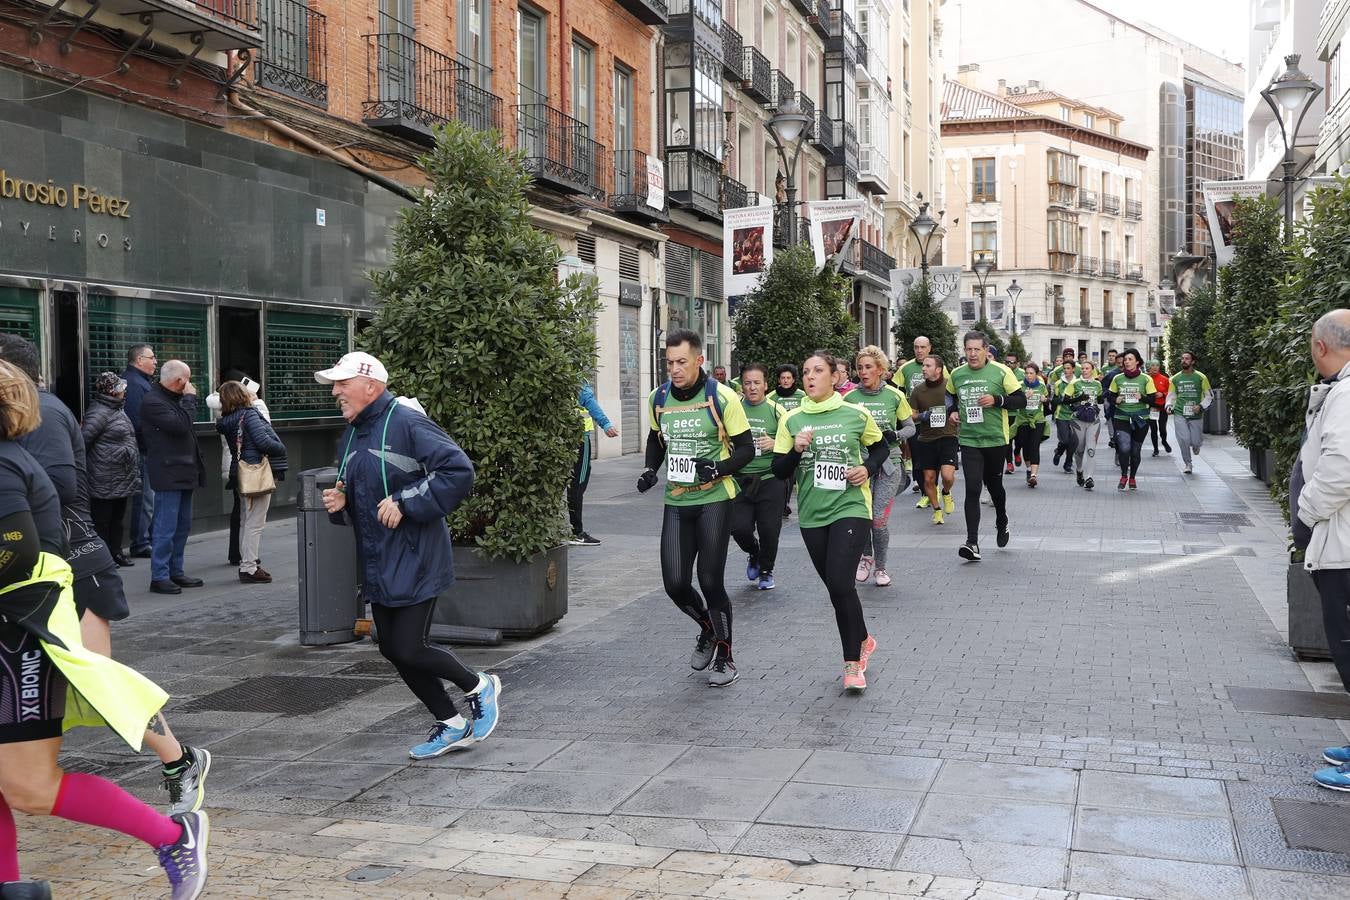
[
  {"xmin": 892, "ymin": 276, "xmax": 961, "ymax": 372},
  {"xmin": 363, "ymin": 121, "xmax": 600, "ymax": 562},
  {"xmin": 1163, "ymin": 280, "xmax": 1217, "ymax": 376}
]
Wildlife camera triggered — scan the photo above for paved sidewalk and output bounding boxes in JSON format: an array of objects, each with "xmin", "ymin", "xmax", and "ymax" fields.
[{"xmin": 16, "ymin": 434, "xmax": 1350, "ymax": 898}]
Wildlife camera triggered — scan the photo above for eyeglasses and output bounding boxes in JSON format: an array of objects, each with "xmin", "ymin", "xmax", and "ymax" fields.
[{"xmin": 139, "ymin": 354, "xmax": 156, "ymax": 361}]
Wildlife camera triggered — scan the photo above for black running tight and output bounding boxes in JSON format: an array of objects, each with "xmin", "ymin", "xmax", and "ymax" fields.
[
  {"xmin": 960, "ymin": 446, "xmax": 1009, "ymax": 545},
  {"xmin": 800, "ymin": 518, "xmax": 869, "ymax": 662},
  {"xmin": 373, "ymin": 598, "xmax": 480, "ymax": 720},
  {"xmin": 730, "ymin": 477, "xmax": 787, "ymax": 575},
  {"xmin": 1114, "ymin": 421, "xmax": 1150, "ymax": 477},
  {"xmin": 1014, "ymin": 424, "xmax": 1042, "ymax": 466},
  {"xmin": 661, "ymin": 500, "xmax": 733, "ymax": 644}
]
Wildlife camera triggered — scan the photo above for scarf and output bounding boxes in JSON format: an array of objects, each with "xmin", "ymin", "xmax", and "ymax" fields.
[{"xmin": 801, "ymin": 391, "xmax": 845, "ymax": 415}]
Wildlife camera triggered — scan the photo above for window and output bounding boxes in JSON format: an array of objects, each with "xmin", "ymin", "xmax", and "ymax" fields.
[
  {"xmin": 1124, "ymin": 176, "xmax": 1135, "ymax": 202},
  {"xmin": 457, "ymin": 0, "xmax": 491, "ymax": 86},
  {"xmin": 1101, "ymin": 230, "xmax": 1113, "ymax": 260},
  {"xmin": 664, "ymin": 43, "xmax": 723, "ymax": 157},
  {"xmin": 518, "ymin": 6, "xmax": 546, "ymax": 100},
  {"xmin": 1100, "ymin": 171, "xmax": 1109, "ymax": 195},
  {"xmin": 1103, "ymin": 289, "xmax": 1113, "ymax": 322},
  {"xmin": 1083, "ymin": 111, "xmax": 1095, "ymax": 128},
  {"xmin": 571, "ymin": 39, "xmax": 593, "ymax": 128},
  {"xmin": 1110, "ymin": 120, "xmax": 1119, "ymax": 136},
  {"xmin": 971, "ymin": 221, "xmax": 997, "ymax": 266},
  {"xmin": 1047, "ymin": 210, "xmax": 1078, "ymax": 253},
  {"xmin": 1124, "ymin": 234, "xmax": 1135, "ymax": 264},
  {"xmin": 1079, "ymin": 287, "xmax": 1090, "ymax": 325},
  {"xmin": 613, "ymin": 66, "xmax": 632, "ymax": 151},
  {"xmin": 1051, "ymin": 337, "xmax": 1065, "ymax": 358},
  {"xmin": 1060, "ymin": 104, "xmax": 1071, "ymax": 121},
  {"xmin": 972, "ymin": 157, "xmax": 996, "ymax": 201},
  {"xmin": 1047, "ymin": 149, "xmax": 1078, "ymax": 185}
]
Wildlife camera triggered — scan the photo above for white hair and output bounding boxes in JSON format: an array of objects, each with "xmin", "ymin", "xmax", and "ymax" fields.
[
  {"xmin": 1314, "ymin": 309, "xmax": 1350, "ymax": 351},
  {"xmin": 160, "ymin": 360, "xmax": 190, "ymax": 383}
]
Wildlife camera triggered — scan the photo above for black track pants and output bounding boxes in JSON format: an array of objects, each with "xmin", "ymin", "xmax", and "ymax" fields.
[
  {"xmin": 960, "ymin": 445, "xmax": 1009, "ymax": 545},
  {"xmin": 661, "ymin": 500, "xmax": 733, "ymax": 644},
  {"xmin": 800, "ymin": 518, "xmax": 870, "ymax": 662},
  {"xmin": 373, "ymin": 598, "xmax": 481, "ymax": 721},
  {"xmin": 730, "ymin": 477, "xmax": 788, "ymax": 575}
]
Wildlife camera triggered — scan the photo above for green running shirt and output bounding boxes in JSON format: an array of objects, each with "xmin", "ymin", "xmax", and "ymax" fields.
[
  {"xmin": 740, "ymin": 397, "xmax": 785, "ymax": 477},
  {"xmin": 774, "ymin": 388, "xmax": 806, "ymax": 412},
  {"xmin": 1052, "ymin": 376, "xmax": 1078, "ymax": 421},
  {"xmin": 773, "ymin": 402, "xmax": 883, "ymax": 529},
  {"xmin": 945, "ymin": 361, "xmax": 1022, "ymax": 448},
  {"xmin": 1014, "ymin": 380, "xmax": 1048, "ymax": 428},
  {"xmin": 1169, "ymin": 370, "xmax": 1211, "ymax": 419},
  {"xmin": 649, "ymin": 382, "xmax": 751, "ymax": 506},
  {"xmin": 1064, "ymin": 376, "xmax": 1103, "ymax": 404},
  {"xmin": 1109, "ymin": 372, "xmax": 1155, "ymax": 420},
  {"xmin": 842, "ymin": 384, "xmax": 914, "ymax": 434}
]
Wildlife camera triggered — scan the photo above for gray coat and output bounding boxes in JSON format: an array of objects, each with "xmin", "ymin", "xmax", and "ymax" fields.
[{"xmin": 81, "ymin": 394, "xmax": 142, "ymax": 499}]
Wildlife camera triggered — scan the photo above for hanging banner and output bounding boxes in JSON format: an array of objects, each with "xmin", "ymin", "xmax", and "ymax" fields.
[
  {"xmin": 807, "ymin": 199, "xmax": 865, "ymax": 270},
  {"xmin": 646, "ymin": 156, "xmax": 665, "ymax": 210},
  {"xmin": 722, "ymin": 204, "xmax": 774, "ymax": 296},
  {"xmin": 1202, "ymin": 180, "xmax": 1266, "ymax": 267},
  {"xmin": 891, "ymin": 266, "xmax": 962, "ymax": 312}
]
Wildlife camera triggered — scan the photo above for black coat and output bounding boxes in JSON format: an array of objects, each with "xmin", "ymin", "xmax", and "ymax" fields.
[
  {"xmin": 137, "ymin": 385, "xmax": 205, "ymax": 491},
  {"xmin": 81, "ymin": 394, "xmax": 141, "ymax": 499}
]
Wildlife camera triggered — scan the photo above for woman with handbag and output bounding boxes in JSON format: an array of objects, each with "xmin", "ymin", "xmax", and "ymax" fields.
[{"xmin": 217, "ymin": 381, "xmax": 287, "ymax": 584}]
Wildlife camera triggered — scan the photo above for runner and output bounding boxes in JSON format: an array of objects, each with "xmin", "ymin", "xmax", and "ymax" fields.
[
  {"xmin": 844, "ymin": 347, "xmax": 916, "ymax": 588},
  {"xmin": 772, "ymin": 351, "xmax": 888, "ymax": 691},
  {"xmin": 1167, "ymin": 352, "xmax": 1213, "ymax": 474},
  {"xmin": 0, "ymin": 360, "xmax": 209, "ymax": 900},
  {"xmin": 1012, "ymin": 363, "xmax": 1049, "ymax": 488},
  {"xmin": 897, "ymin": 337, "xmax": 942, "ymax": 502},
  {"xmin": 1048, "ymin": 349, "xmax": 1077, "ymax": 467},
  {"xmin": 908, "ymin": 354, "xmax": 958, "ymax": 524},
  {"xmin": 636, "ymin": 330, "xmax": 753, "ymax": 687},
  {"xmin": 1050, "ymin": 359, "xmax": 1078, "ymax": 474},
  {"xmin": 773, "ymin": 364, "xmax": 806, "ymax": 517},
  {"xmin": 1147, "ymin": 360, "xmax": 1172, "ymax": 456},
  {"xmin": 712, "ymin": 365, "xmax": 729, "ymax": 385},
  {"xmin": 1002, "ymin": 352, "xmax": 1021, "ymax": 474},
  {"xmin": 833, "ymin": 360, "xmax": 857, "ymax": 395},
  {"xmin": 1106, "ymin": 349, "xmax": 1156, "ymax": 491},
  {"xmin": 1101, "ymin": 349, "xmax": 1121, "ymax": 449},
  {"xmin": 730, "ymin": 364, "xmax": 787, "ymax": 591},
  {"xmin": 948, "ymin": 331, "xmax": 1027, "ymax": 561},
  {"xmin": 1063, "ymin": 358, "xmax": 1104, "ymax": 490}
]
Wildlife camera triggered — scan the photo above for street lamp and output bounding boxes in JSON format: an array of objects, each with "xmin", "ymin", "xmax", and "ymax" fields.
[
  {"xmin": 971, "ymin": 255, "xmax": 994, "ymax": 321},
  {"xmin": 767, "ymin": 98, "xmax": 813, "ymax": 246},
  {"xmin": 908, "ymin": 193, "xmax": 940, "ymax": 283},
  {"xmin": 1260, "ymin": 53, "xmax": 1323, "ymax": 231},
  {"xmin": 1007, "ymin": 278, "xmax": 1023, "ymax": 334}
]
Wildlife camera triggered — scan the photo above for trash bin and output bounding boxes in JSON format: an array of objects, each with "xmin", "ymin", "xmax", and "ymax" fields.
[
  {"xmin": 1204, "ymin": 388, "xmax": 1230, "ymax": 435},
  {"xmin": 296, "ymin": 467, "xmax": 362, "ymax": 646}
]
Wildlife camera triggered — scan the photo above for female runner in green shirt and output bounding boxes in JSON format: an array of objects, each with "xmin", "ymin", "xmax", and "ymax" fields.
[
  {"xmin": 1012, "ymin": 363, "xmax": 1049, "ymax": 488},
  {"xmin": 773, "ymin": 351, "xmax": 889, "ymax": 692},
  {"xmin": 1106, "ymin": 348, "xmax": 1156, "ymax": 491}
]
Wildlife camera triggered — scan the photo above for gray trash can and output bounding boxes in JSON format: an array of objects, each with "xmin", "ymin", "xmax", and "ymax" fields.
[
  {"xmin": 1204, "ymin": 388, "xmax": 1230, "ymax": 435},
  {"xmin": 296, "ymin": 467, "xmax": 362, "ymax": 646}
]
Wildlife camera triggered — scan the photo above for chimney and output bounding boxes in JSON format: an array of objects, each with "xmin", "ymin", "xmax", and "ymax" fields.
[
  {"xmin": 1027, "ymin": 79, "xmax": 1041, "ymax": 91},
  {"xmin": 997, "ymin": 78, "xmax": 1007, "ymax": 96},
  {"xmin": 956, "ymin": 63, "xmax": 981, "ymax": 88}
]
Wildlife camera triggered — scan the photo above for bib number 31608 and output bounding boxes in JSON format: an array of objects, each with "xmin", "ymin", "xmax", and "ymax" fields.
[
  {"xmin": 667, "ymin": 454, "xmax": 696, "ymax": 484},
  {"xmin": 814, "ymin": 460, "xmax": 848, "ymax": 491}
]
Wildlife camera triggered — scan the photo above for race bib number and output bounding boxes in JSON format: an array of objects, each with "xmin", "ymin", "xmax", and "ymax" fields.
[
  {"xmin": 1149, "ymin": 409, "xmax": 1160, "ymax": 421},
  {"xmin": 928, "ymin": 406, "xmax": 947, "ymax": 428},
  {"xmin": 751, "ymin": 427, "xmax": 765, "ymax": 456},
  {"xmin": 813, "ymin": 459, "xmax": 848, "ymax": 491},
  {"xmin": 965, "ymin": 404, "xmax": 984, "ymax": 424},
  {"xmin": 667, "ymin": 454, "xmax": 696, "ymax": 484},
  {"xmin": 1183, "ymin": 403, "xmax": 1198, "ymax": 417},
  {"xmin": 1121, "ymin": 386, "xmax": 1140, "ymax": 404}
]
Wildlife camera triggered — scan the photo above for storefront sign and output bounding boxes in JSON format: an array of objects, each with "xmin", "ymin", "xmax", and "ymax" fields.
[
  {"xmin": 618, "ymin": 280, "xmax": 642, "ymax": 307},
  {"xmin": 1, "ymin": 169, "xmax": 132, "ymax": 218}
]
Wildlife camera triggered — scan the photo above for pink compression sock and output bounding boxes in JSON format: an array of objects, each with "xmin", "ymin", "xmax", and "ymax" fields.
[
  {"xmin": 0, "ymin": 792, "xmax": 18, "ymax": 880},
  {"xmin": 51, "ymin": 773, "xmax": 182, "ymax": 848}
]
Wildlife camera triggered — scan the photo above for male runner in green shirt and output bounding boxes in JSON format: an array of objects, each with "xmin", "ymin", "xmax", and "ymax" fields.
[{"xmin": 1166, "ymin": 351, "xmax": 1213, "ymax": 474}]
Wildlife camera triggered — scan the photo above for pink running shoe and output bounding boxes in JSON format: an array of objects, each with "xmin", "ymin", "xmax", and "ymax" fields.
[
  {"xmin": 859, "ymin": 635, "xmax": 878, "ymax": 672},
  {"xmin": 854, "ymin": 556, "xmax": 873, "ymax": 583},
  {"xmin": 843, "ymin": 661, "xmax": 866, "ymax": 692}
]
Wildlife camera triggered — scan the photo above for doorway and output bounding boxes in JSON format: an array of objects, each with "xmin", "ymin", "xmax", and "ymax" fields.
[
  {"xmin": 217, "ymin": 305, "xmax": 262, "ymax": 392},
  {"xmin": 51, "ymin": 289, "xmax": 83, "ymax": 416}
]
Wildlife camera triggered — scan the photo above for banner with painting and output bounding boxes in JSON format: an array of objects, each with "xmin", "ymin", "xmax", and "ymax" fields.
[
  {"xmin": 1202, "ymin": 180, "xmax": 1266, "ymax": 267},
  {"xmin": 807, "ymin": 199, "xmax": 865, "ymax": 270},
  {"xmin": 722, "ymin": 204, "xmax": 774, "ymax": 296}
]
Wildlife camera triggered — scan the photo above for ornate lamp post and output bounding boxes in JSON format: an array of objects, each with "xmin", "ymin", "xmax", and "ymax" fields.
[
  {"xmin": 766, "ymin": 99, "xmax": 812, "ymax": 246},
  {"xmin": 908, "ymin": 193, "xmax": 940, "ymax": 285},
  {"xmin": 1259, "ymin": 54, "xmax": 1322, "ymax": 232}
]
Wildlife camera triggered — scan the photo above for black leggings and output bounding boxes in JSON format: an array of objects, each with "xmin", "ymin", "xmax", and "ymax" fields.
[
  {"xmin": 1149, "ymin": 410, "xmax": 1170, "ymax": 451},
  {"xmin": 661, "ymin": 500, "xmax": 733, "ymax": 645},
  {"xmin": 1114, "ymin": 420, "xmax": 1150, "ymax": 477},
  {"xmin": 373, "ymin": 598, "xmax": 480, "ymax": 721},
  {"xmin": 730, "ymin": 476, "xmax": 787, "ymax": 575},
  {"xmin": 960, "ymin": 446, "xmax": 1009, "ymax": 545},
  {"xmin": 800, "ymin": 518, "xmax": 869, "ymax": 661},
  {"xmin": 89, "ymin": 496, "xmax": 128, "ymax": 556},
  {"xmin": 1014, "ymin": 424, "xmax": 1042, "ymax": 466}
]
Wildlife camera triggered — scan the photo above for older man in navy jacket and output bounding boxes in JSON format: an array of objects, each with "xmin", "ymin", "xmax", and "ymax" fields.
[{"xmin": 318, "ymin": 352, "xmax": 500, "ymax": 760}]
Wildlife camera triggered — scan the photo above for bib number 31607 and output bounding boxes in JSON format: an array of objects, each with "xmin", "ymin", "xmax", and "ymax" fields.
[
  {"xmin": 667, "ymin": 454, "xmax": 696, "ymax": 484},
  {"xmin": 813, "ymin": 460, "xmax": 848, "ymax": 491}
]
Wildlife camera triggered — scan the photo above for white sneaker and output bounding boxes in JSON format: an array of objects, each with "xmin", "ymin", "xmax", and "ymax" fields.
[
  {"xmin": 1184, "ymin": 463, "xmax": 1193, "ymax": 474},
  {"xmin": 874, "ymin": 569, "xmax": 892, "ymax": 587},
  {"xmin": 855, "ymin": 557, "xmax": 873, "ymax": 583}
]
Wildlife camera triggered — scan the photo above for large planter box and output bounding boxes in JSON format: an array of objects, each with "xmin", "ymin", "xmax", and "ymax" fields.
[
  {"xmin": 1261, "ymin": 449, "xmax": 1277, "ymax": 486},
  {"xmin": 433, "ymin": 544, "xmax": 568, "ymax": 638},
  {"xmin": 1289, "ymin": 560, "xmax": 1330, "ymax": 660},
  {"xmin": 1249, "ymin": 447, "xmax": 1264, "ymax": 479}
]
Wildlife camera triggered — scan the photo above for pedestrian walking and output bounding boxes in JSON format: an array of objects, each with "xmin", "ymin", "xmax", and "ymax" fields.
[
  {"xmin": 138, "ymin": 361, "xmax": 206, "ymax": 595},
  {"xmin": 217, "ymin": 381, "xmax": 287, "ymax": 584},
  {"xmin": 730, "ymin": 364, "xmax": 788, "ymax": 591},
  {"xmin": 317, "ymin": 352, "xmax": 500, "ymax": 759},
  {"xmin": 1167, "ymin": 352, "xmax": 1212, "ymax": 474},
  {"xmin": 772, "ymin": 351, "xmax": 888, "ymax": 691},
  {"xmin": 569, "ymin": 380, "xmax": 618, "ymax": 546},
  {"xmin": 81, "ymin": 373, "xmax": 141, "ymax": 568},
  {"xmin": 122, "ymin": 344, "xmax": 157, "ymax": 559}
]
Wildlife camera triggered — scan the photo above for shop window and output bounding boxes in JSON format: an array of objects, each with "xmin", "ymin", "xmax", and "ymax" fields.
[
  {"xmin": 0, "ymin": 287, "xmax": 41, "ymax": 352},
  {"xmin": 264, "ymin": 310, "xmax": 351, "ymax": 419},
  {"xmin": 86, "ymin": 294, "xmax": 211, "ymax": 422}
]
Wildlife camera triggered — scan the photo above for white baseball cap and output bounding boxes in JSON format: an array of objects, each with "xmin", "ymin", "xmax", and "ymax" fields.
[{"xmin": 315, "ymin": 351, "xmax": 388, "ymax": 384}]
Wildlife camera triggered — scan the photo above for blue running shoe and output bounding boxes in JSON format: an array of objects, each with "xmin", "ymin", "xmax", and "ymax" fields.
[
  {"xmin": 1313, "ymin": 762, "xmax": 1350, "ymax": 792},
  {"xmin": 746, "ymin": 555, "xmax": 760, "ymax": 582},
  {"xmin": 157, "ymin": 810, "xmax": 209, "ymax": 900},
  {"xmin": 758, "ymin": 573, "xmax": 775, "ymax": 590},
  {"xmin": 467, "ymin": 673, "xmax": 501, "ymax": 742},
  {"xmin": 1324, "ymin": 746, "xmax": 1350, "ymax": 765},
  {"xmin": 409, "ymin": 719, "xmax": 474, "ymax": 759}
]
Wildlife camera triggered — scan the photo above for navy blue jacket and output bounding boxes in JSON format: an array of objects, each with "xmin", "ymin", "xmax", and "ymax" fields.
[
  {"xmin": 218, "ymin": 407, "xmax": 289, "ymax": 487},
  {"xmin": 138, "ymin": 385, "xmax": 205, "ymax": 491},
  {"xmin": 331, "ymin": 391, "xmax": 474, "ymax": 607},
  {"xmin": 122, "ymin": 367, "xmax": 153, "ymax": 440}
]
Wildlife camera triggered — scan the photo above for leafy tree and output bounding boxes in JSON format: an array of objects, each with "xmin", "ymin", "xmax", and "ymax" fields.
[
  {"xmin": 1006, "ymin": 332, "xmax": 1028, "ymax": 366},
  {"xmin": 1163, "ymin": 280, "xmax": 1217, "ymax": 375},
  {"xmin": 731, "ymin": 245, "xmax": 859, "ymax": 370},
  {"xmin": 363, "ymin": 121, "xmax": 599, "ymax": 561},
  {"xmin": 892, "ymin": 275, "xmax": 960, "ymax": 371},
  {"xmin": 970, "ymin": 318, "xmax": 1006, "ymax": 359}
]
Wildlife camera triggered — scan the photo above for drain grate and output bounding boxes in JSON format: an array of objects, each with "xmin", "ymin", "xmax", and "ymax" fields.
[
  {"xmin": 177, "ymin": 675, "xmax": 388, "ymax": 715},
  {"xmin": 333, "ymin": 659, "xmax": 400, "ymax": 678},
  {"xmin": 1179, "ymin": 512, "xmax": 1252, "ymax": 529},
  {"xmin": 1273, "ymin": 799, "xmax": 1350, "ymax": 855},
  {"xmin": 1226, "ymin": 687, "xmax": 1350, "ymax": 719}
]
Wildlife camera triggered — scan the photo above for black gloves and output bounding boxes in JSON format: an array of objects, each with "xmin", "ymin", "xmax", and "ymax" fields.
[
  {"xmin": 693, "ymin": 458, "xmax": 720, "ymax": 484},
  {"xmin": 882, "ymin": 428, "xmax": 898, "ymax": 446},
  {"xmin": 636, "ymin": 469, "xmax": 659, "ymax": 493}
]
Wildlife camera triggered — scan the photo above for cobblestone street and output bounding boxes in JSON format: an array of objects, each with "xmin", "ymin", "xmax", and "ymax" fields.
[{"xmin": 20, "ymin": 435, "xmax": 1350, "ymax": 899}]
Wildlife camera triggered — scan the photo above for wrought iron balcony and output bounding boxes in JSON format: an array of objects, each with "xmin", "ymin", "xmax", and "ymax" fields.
[
  {"xmin": 1101, "ymin": 193, "xmax": 1121, "ymax": 215},
  {"xmin": 794, "ymin": 92, "xmax": 816, "ymax": 125},
  {"xmin": 364, "ymin": 32, "xmax": 462, "ymax": 143},
  {"xmin": 811, "ymin": 109, "xmax": 835, "ymax": 152},
  {"xmin": 668, "ymin": 149, "xmax": 722, "ymax": 219},
  {"xmin": 1126, "ymin": 264, "xmax": 1145, "ymax": 281},
  {"xmin": 808, "ymin": 0, "xmax": 830, "ymax": 37},
  {"xmin": 611, "ymin": 149, "xmax": 669, "ymax": 223},
  {"xmin": 1077, "ymin": 189, "xmax": 1097, "ymax": 211},
  {"xmin": 721, "ymin": 173, "xmax": 748, "ymax": 211},
  {"xmin": 31, "ymin": 0, "xmax": 262, "ymax": 52},
  {"xmin": 722, "ymin": 24, "xmax": 744, "ymax": 80},
  {"xmin": 740, "ymin": 47, "xmax": 771, "ymax": 103},
  {"xmin": 860, "ymin": 240, "xmax": 895, "ymax": 279},
  {"xmin": 768, "ymin": 69, "xmax": 794, "ymax": 110},
  {"xmin": 1077, "ymin": 255, "xmax": 1098, "ymax": 275},
  {"xmin": 1101, "ymin": 258, "xmax": 1121, "ymax": 277},
  {"xmin": 615, "ymin": 0, "xmax": 669, "ymax": 25},
  {"xmin": 829, "ymin": 120, "xmax": 858, "ymax": 169},
  {"xmin": 454, "ymin": 62, "xmax": 505, "ymax": 134},
  {"xmin": 255, "ymin": 0, "xmax": 328, "ymax": 107},
  {"xmin": 515, "ymin": 93, "xmax": 598, "ymax": 195},
  {"xmin": 1125, "ymin": 198, "xmax": 1143, "ymax": 219},
  {"xmin": 1079, "ymin": 310, "xmax": 1092, "ymax": 327}
]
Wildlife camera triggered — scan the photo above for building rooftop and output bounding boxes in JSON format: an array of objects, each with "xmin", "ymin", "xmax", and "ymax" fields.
[{"xmin": 941, "ymin": 80, "xmax": 1034, "ymax": 121}]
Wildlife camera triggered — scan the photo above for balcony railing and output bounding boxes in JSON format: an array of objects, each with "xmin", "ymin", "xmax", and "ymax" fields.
[
  {"xmin": 808, "ymin": 0, "xmax": 830, "ymax": 37},
  {"xmin": 363, "ymin": 32, "xmax": 461, "ymax": 143},
  {"xmin": 1103, "ymin": 309, "xmax": 1115, "ymax": 328},
  {"xmin": 1125, "ymin": 198, "xmax": 1142, "ymax": 219},
  {"xmin": 611, "ymin": 149, "xmax": 668, "ymax": 222},
  {"xmin": 1077, "ymin": 189, "xmax": 1097, "ymax": 211},
  {"xmin": 1054, "ymin": 302, "xmax": 1067, "ymax": 326},
  {"xmin": 768, "ymin": 69, "xmax": 794, "ymax": 110},
  {"xmin": 721, "ymin": 24, "xmax": 744, "ymax": 80},
  {"xmin": 1047, "ymin": 183, "xmax": 1075, "ymax": 208},
  {"xmin": 256, "ymin": 0, "xmax": 328, "ymax": 107},
  {"xmin": 860, "ymin": 240, "xmax": 895, "ymax": 279},
  {"xmin": 186, "ymin": 0, "xmax": 257, "ymax": 32},
  {"xmin": 721, "ymin": 173, "xmax": 748, "ymax": 211},
  {"xmin": 788, "ymin": 0, "xmax": 813, "ymax": 16},
  {"xmin": 614, "ymin": 0, "xmax": 669, "ymax": 25},
  {"xmin": 1079, "ymin": 309, "xmax": 1091, "ymax": 327},
  {"xmin": 772, "ymin": 206, "xmax": 810, "ymax": 248},
  {"xmin": 668, "ymin": 149, "xmax": 722, "ymax": 219},
  {"xmin": 1077, "ymin": 256, "xmax": 1098, "ymax": 275},
  {"xmin": 1126, "ymin": 264, "xmax": 1144, "ymax": 281},
  {"xmin": 794, "ymin": 91, "xmax": 815, "ymax": 126},
  {"xmin": 740, "ymin": 47, "xmax": 771, "ymax": 103},
  {"xmin": 1101, "ymin": 258, "xmax": 1121, "ymax": 277},
  {"xmin": 455, "ymin": 68, "xmax": 505, "ymax": 134},
  {"xmin": 811, "ymin": 109, "xmax": 835, "ymax": 152},
  {"xmin": 515, "ymin": 93, "xmax": 597, "ymax": 195},
  {"xmin": 1101, "ymin": 193, "xmax": 1121, "ymax": 215}
]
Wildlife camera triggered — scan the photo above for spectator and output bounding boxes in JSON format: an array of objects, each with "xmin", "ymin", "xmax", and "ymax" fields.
[
  {"xmin": 1302, "ymin": 309, "xmax": 1350, "ymax": 792},
  {"xmin": 569, "ymin": 380, "xmax": 617, "ymax": 546},
  {"xmin": 207, "ymin": 372, "xmax": 271, "ymax": 566},
  {"xmin": 217, "ymin": 381, "xmax": 287, "ymax": 584},
  {"xmin": 138, "ymin": 360, "xmax": 205, "ymax": 595},
  {"xmin": 122, "ymin": 343, "xmax": 157, "ymax": 558},
  {"xmin": 82, "ymin": 372, "xmax": 141, "ymax": 568}
]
